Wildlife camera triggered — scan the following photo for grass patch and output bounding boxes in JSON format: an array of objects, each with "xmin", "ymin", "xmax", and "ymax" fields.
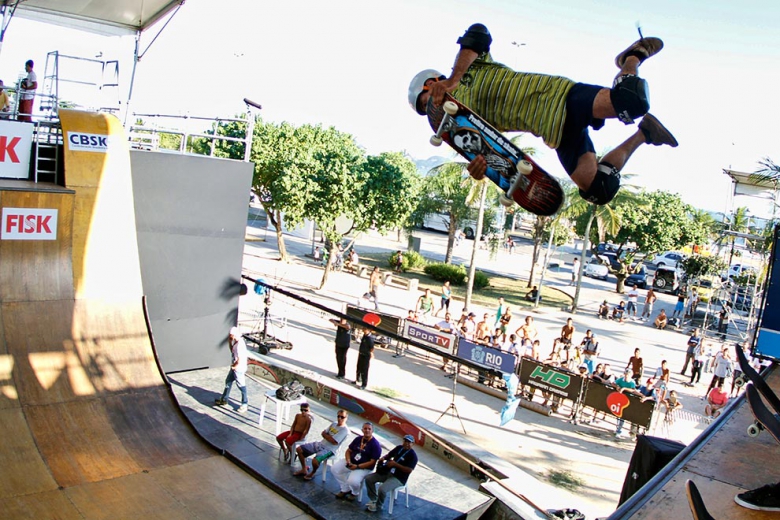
[
  {"xmin": 372, "ymin": 387, "xmax": 402, "ymax": 399},
  {"xmin": 546, "ymin": 469, "xmax": 584, "ymax": 491},
  {"xmin": 356, "ymin": 252, "xmax": 571, "ymax": 311}
]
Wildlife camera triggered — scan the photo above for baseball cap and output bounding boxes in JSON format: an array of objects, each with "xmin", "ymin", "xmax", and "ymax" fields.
[
  {"xmin": 403, "ymin": 434, "xmax": 414, "ymax": 443},
  {"xmin": 578, "ymin": 363, "xmax": 588, "ymax": 370},
  {"xmin": 229, "ymin": 326, "xmax": 240, "ymax": 337}
]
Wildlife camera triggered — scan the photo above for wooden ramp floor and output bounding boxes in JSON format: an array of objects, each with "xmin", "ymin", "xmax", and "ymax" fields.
[{"xmin": 624, "ymin": 367, "xmax": 780, "ymax": 519}]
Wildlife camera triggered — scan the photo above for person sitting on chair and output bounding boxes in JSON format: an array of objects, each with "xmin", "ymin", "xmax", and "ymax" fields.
[{"xmin": 364, "ymin": 434, "xmax": 418, "ymax": 513}]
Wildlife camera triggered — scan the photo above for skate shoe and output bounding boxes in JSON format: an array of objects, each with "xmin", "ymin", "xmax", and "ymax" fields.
[
  {"xmin": 639, "ymin": 114, "xmax": 678, "ymax": 147},
  {"xmin": 615, "ymin": 37, "xmax": 663, "ymax": 68}
]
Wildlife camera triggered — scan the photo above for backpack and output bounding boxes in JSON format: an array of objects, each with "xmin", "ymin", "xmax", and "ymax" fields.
[{"xmin": 276, "ymin": 380, "xmax": 306, "ymax": 401}]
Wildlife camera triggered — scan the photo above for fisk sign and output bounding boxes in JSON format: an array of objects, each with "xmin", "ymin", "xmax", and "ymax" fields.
[
  {"xmin": 0, "ymin": 120, "xmax": 33, "ymax": 179},
  {"xmin": 403, "ymin": 322, "xmax": 456, "ymax": 355},
  {"xmin": 67, "ymin": 132, "xmax": 112, "ymax": 153},
  {"xmin": 2, "ymin": 208, "xmax": 58, "ymax": 240}
]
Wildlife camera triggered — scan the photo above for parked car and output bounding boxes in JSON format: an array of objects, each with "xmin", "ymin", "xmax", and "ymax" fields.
[
  {"xmin": 651, "ymin": 251, "xmax": 686, "ymax": 268},
  {"xmin": 722, "ymin": 263, "xmax": 757, "ymax": 281},
  {"xmin": 688, "ymin": 276, "xmax": 719, "ymax": 303},
  {"xmin": 625, "ymin": 265, "xmax": 649, "ymax": 289},
  {"xmin": 584, "ymin": 258, "xmax": 609, "ymax": 280},
  {"xmin": 652, "ymin": 266, "xmax": 681, "ymax": 295}
]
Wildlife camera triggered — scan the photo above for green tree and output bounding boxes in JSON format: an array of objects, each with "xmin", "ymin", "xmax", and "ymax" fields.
[
  {"xmin": 680, "ymin": 255, "xmax": 727, "ymax": 280},
  {"xmin": 565, "ymin": 178, "xmax": 640, "ymax": 303},
  {"xmin": 411, "ymin": 162, "xmax": 476, "ymax": 264}
]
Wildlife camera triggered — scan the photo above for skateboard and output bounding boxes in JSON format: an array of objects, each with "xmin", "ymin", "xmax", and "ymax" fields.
[
  {"xmin": 746, "ymin": 384, "xmax": 780, "ymax": 444},
  {"xmin": 426, "ymin": 94, "xmax": 564, "ymax": 217},
  {"xmin": 685, "ymin": 480, "xmax": 716, "ymax": 520},
  {"xmin": 734, "ymin": 345, "xmax": 780, "ymax": 436}
]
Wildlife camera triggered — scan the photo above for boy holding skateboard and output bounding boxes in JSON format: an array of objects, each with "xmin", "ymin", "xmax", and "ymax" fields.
[{"xmin": 409, "ymin": 23, "xmax": 677, "ymax": 205}]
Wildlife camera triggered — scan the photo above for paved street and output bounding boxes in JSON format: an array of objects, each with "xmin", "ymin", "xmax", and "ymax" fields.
[{"xmin": 240, "ymin": 216, "xmax": 726, "ymax": 519}]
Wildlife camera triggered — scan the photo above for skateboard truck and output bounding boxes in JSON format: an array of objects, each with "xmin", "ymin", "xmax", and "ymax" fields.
[{"xmin": 429, "ymin": 101, "xmax": 459, "ymax": 146}]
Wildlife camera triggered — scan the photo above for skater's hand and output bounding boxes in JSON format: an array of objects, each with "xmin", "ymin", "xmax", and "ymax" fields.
[
  {"xmin": 467, "ymin": 155, "xmax": 487, "ymax": 180},
  {"xmin": 429, "ymin": 78, "xmax": 457, "ymax": 106}
]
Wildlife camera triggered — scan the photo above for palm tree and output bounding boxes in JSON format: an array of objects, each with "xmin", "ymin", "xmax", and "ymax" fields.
[{"xmin": 561, "ymin": 174, "xmax": 642, "ymax": 311}]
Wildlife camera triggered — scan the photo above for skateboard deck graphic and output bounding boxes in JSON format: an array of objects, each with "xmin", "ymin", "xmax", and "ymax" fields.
[{"xmin": 426, "ymin": 94, "xmax": 564, "ymax": 216}]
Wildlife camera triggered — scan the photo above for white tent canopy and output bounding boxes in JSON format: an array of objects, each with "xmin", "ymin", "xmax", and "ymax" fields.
[{"xmin": 12, "ymin": 0, "xmax": 183, "ymax": 36}]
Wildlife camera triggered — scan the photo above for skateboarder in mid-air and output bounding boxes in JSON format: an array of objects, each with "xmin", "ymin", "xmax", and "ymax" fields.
[{"xmin": 408, "ymin": 23, "xmax": 678, "ymax": 205}]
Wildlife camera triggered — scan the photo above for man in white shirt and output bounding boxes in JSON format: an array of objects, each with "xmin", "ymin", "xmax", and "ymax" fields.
[
  {"xmin": 214, "ymin": 327, "xmax": 249, "ymax": 413},
  {"xmin": 18, "ymin": 59, "xmax": 37, "ymax": 122}
]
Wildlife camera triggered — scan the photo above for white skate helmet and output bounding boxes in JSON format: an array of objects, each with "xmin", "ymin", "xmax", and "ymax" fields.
[{"xmin": 408, "ymin": 69, "xmax": 445, "ymax": 115}]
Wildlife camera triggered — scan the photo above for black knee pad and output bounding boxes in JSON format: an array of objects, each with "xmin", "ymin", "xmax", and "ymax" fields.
[
  {"xmin": 457, "ymin": 23, "xmax": 492, "ymax": 54},
  {"xmin": 610, "ymin": 74, "xmax": 650, "ymax": 124},
  {"xmin": 579, "ymin": 162, "xmax": 621, "ymax": 205}
]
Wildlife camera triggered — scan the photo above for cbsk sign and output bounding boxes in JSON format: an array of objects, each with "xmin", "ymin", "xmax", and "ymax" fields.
[
  {"xmin": 67, "ymin": 132, "xmax": 111, "ymax": 153},
  {"xmin": 2, "ymin": 208, "xmax": 58, "ymax": 240}
]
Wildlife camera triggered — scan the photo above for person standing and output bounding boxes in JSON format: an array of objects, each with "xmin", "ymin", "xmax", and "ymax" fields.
[
  {"xmin": 214, "ymin": 327, "xmax": 249, "ymax": 413},
  {"xmin": 18, "ymin": 59, "xmax": 36, "ymax": 122},
  {"xmin": 360, "ymin": 267, "xmax": 382, "ymax": 311},
  {"xmin": 331, "ymin": 318, "xmax": 351, "ymax": 380},
  {"xmin": 681, "ymin": 328, "xmax": 701, "ymax": 376},
  {"xmin": 671, "ymin": 291, "xmax": 686, "ymax": 320},
  {"xmin": 581, "ymin": 330, "xmax": 600, "ymax": 374},
  {"xmin": 332, "ymin": 423, "xmax": 382, "ymax": 501},
  {"xmin": 436, "ymin": 280, "xmax": 452, "ymax": 317},
  {"xmin": 571, "ymin": 257, "xmax": 580, "ymax": 286},
  {"xmin": 614, "ymin": 368, "xmax": 641, "ymax": 437},
  {"xmin": 364, "ymin": 434, "xmax": 418, "ymax": 513},
  {"xmin": 641, "ymin": 287, "xmax": 657, "ymax": 319},
  {"xmin": 706, "ymin": 346, "xmax": 733, "ymax": 396},
  {"xmin": 626, "ymin": 285, "xmax": 639, "ymax": 317},
  {"xmin": 416, "ymin": 288, "xmax": 435, "ymax": 323},
  {"xmin": 494, "ymin": 296, "xmax": 505, "ymax": 329},
  {"xmin": 394, "ymin": 250, "xmax": 404, "ymax": 273},
  {"xmin": 355, "ymin": 328, "xmax": 375, "ymax": 389},
  {"xmin": 626, "ymin": 348, "xmax": 644, "ymax": 386}
]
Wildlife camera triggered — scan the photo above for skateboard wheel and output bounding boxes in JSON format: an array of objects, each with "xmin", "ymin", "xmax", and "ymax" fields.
[
  {"xmin": 518, "ymin": 160, "xmax": 533, "ymax": 176},
  {"xmin": 499, "ymin": 194, "xmax": 514, "ymax": 207},
  {"xmin": 748, "ymin": 423, "xmax": 761, "ymax": 437},
  {"xmin": 443, "ymin": 101, "xmax": 458, "ymax": 116},
  {"xmin": 430, "ymin": 135, "xmax": 442, "ymax": 146}
]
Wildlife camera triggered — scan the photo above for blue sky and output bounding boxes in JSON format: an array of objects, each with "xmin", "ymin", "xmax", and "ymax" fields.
[{"xmin": 2, "ymin": 0, "xmax": 778, "ymax": 216}]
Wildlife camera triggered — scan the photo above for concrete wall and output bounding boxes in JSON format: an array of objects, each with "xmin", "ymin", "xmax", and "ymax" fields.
[{"xmin": 130, "ymin": 151, "xmax": 253, "ymax": 373}]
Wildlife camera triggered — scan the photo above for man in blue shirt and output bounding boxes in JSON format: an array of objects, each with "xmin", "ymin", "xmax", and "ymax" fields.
[{"xmin": 364, "ymin": 434, "xmax": 418, "ymax": 513}]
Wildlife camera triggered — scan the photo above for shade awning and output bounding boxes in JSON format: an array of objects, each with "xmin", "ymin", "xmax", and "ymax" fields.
[{"xmin": 13, "ymin": 0, "xmax": 184, "ymax": 36}]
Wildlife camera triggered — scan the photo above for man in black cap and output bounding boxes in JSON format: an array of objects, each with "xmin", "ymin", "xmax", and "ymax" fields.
[{"xmin": 364, "ymin": 434, "xmax": 418, "ymax": 513}]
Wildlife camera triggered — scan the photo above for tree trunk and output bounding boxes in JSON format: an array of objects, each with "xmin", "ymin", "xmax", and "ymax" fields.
[
  {"xmin": 445, "ymin": 212, "xmax": 457, "ymax": 264},
  {"xmin": 318, "ymin": 242, "xmax": 337, "ymax": 290},
  {"xmin": 265, "ymin": 208, "xmax": 289, "ymax": 262},
  {"xmin": 465, "ymin": 183, "xmax": 487, "ymax": 309},
  {"xmin": 571, "ymin": 211, "xmax": 595, "ymax": 312},
  {"xmin": 528, "ymin": 217, "xmax": 546, "ymax": 287}
]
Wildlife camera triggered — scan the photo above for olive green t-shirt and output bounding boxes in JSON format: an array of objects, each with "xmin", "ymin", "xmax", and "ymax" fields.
[{"xmin": 451, "ymin": 53, "xmax": 575, "ymax": 149}]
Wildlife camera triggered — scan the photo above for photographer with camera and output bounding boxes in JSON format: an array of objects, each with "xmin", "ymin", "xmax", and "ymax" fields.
[{"xmin": 363, "ymin": 434, "xmax": 418, "ymax": 513}]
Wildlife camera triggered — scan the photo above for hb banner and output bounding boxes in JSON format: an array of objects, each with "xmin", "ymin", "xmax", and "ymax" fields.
[{"xmin": 519, "ymin": 357, "xmax": 586, "ymax": 402}]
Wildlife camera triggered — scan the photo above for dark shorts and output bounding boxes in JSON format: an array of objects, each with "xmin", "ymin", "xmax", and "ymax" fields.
[{"xmin": 556, "ymin": 83, "xmax": 605, "ymax": 175}]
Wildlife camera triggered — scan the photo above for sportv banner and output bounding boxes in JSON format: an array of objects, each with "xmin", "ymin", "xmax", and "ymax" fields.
[
  {"xmin": 457, "ymin": 339, "xmax": 516, "ymax": 374},
  {"xmin": 519, "ymin": 357, "xmax": 585, "ymax": 402},
  {"xmin": 581, "ymin": 380, "xmax": 655, "ymax": 429},
  {"xmin": 403, "ymin": 321, "xmax": 457, "ymax": 355},
  {"xmin": 0, "ymin": 120, "xmax": 33, "ymax": 179},
  {"xmin": 345, "ymin": 305, "xmax": 401, "ymax": 337}
]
